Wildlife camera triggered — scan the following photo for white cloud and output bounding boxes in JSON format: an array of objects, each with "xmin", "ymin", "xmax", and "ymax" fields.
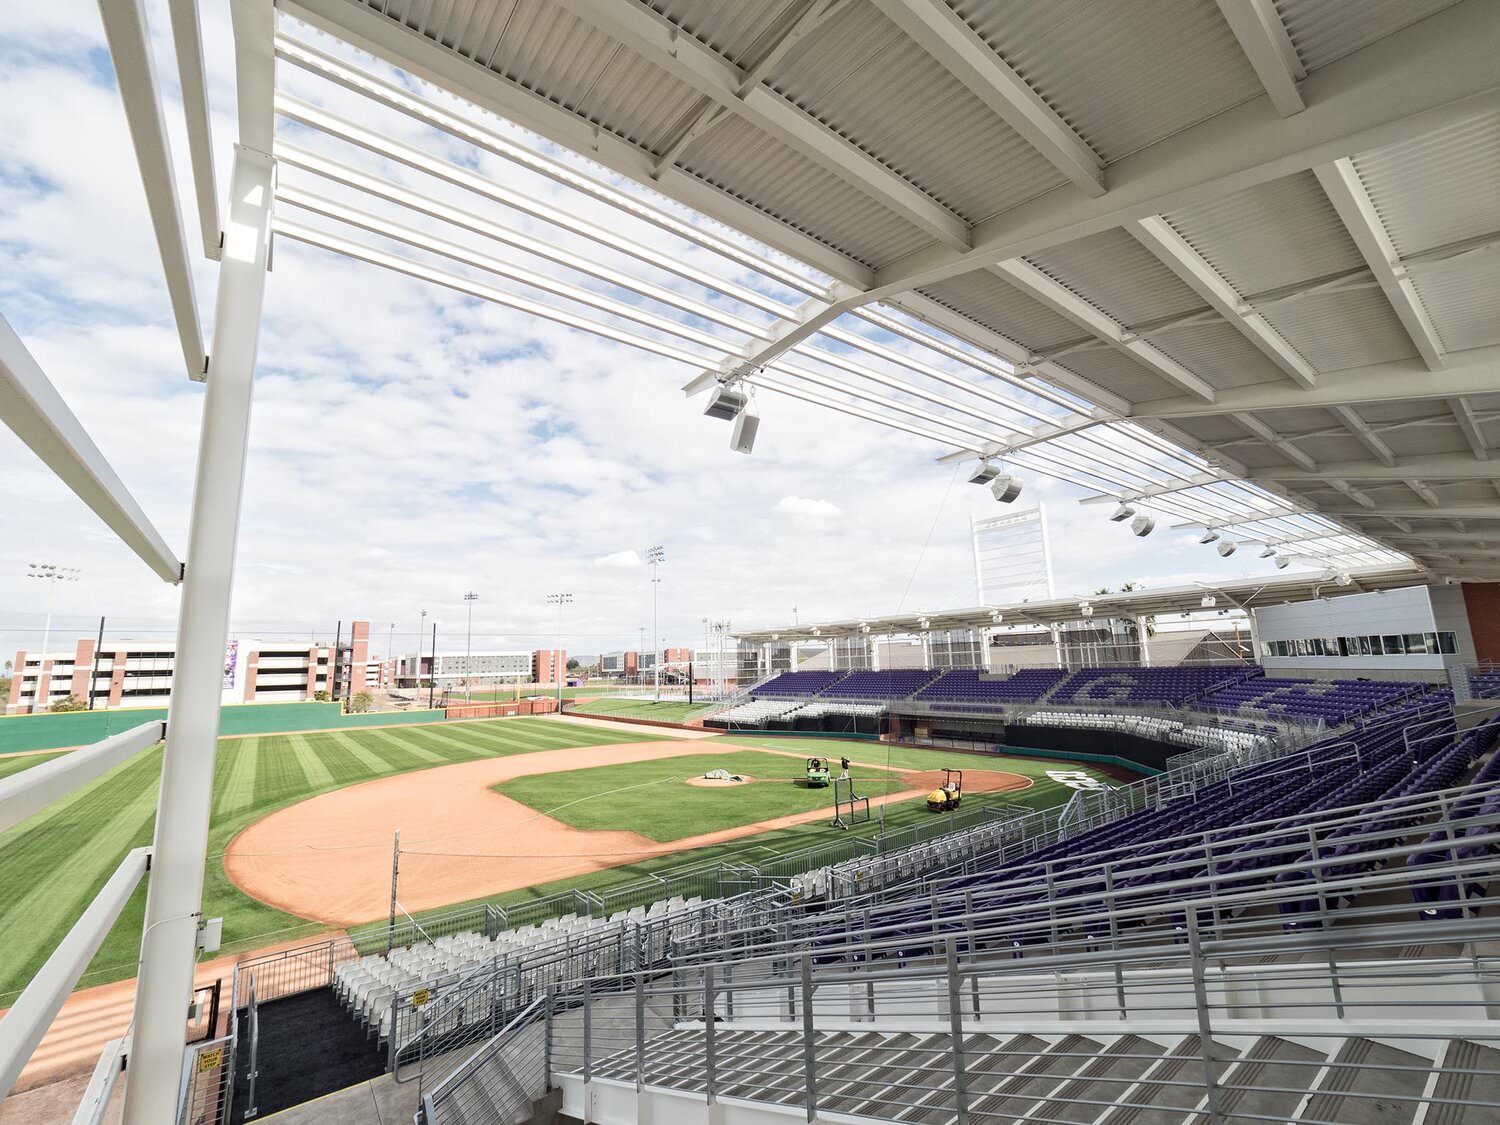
[
  {"xmin": 774, "ymin": 496, "xmax": 843, "ymax": 527},
  {"xmin": 594, "ymin": 549, "xmax": 642, "ymax": 569}
]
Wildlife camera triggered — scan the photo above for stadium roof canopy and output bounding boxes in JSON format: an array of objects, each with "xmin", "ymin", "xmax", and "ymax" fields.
[
  {"xmin": 233, "ymin": 0, "xmax": 1500, "ymax": 581},
  {"xmin": 728, "ymin": 562, "xmax": 1431, "ymax": 643}
]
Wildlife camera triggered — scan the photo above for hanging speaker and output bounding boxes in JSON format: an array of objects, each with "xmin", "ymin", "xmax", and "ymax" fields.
[
  {"xmin": 704, "ymin": 385, "xmax": 749, "ymax": 420},
  {"xmin": 990, "ymin": 474, "xmax": 1023, "ymax": 503},
  {"xmin": 729, "ymin": 410, "xmax": 759, "ymax": 454},
  {"xmin": 1130, "ymin": 514, "xmax": 1155, "ymax": 537},
  {"xmin": 1110, "ymin": 502, "xmax": 1136, "ymax": 522},
  {"xmin": 1217, "ymin": 541, "xmax": 1237, "ymax": 557}
]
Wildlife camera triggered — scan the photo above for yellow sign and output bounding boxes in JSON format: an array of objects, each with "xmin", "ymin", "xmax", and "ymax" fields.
[
  {"xmin": 412, "ymin": 988, "xmax": 431, "ymax": 1008},
  {"xmin": 197, "ymin": 1048, "xmax": 223, "ymax": 1073}
]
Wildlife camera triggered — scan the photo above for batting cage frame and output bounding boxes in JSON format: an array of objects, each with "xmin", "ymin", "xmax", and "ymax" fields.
[{"xmin": 829, "ymin": 774, "xmax": 871, "ymax": 830}]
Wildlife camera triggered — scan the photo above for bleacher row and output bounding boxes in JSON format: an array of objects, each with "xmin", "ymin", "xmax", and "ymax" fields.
[
  {"xmin": 815, "ymin": 705, "xmax": 1500, "ymax": 960},
  {"xmin": 1014, "ymin": 710, "xmax": 1274, "ymax": 755},
  {"xmin": 334, "ymin": 897, "xmax": 704, "ymax": 1044},
  {"xmin": 747, "ymin": 663, "xmax": 1436, "ymax": 723}
]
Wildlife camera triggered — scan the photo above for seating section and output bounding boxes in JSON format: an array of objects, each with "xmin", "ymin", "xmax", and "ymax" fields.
[
  {"xmin": 1199, "ymin": 677, "xmax": 1427, "ymax": 723},
  {"xmin": 715, "ymin": 699, "xmax": 804, "ymax": 725},
  {"xmin": 1408, "ymin": 727, "xmax": 1500, "ymax": 918},
  {"xmin": 1018, "ymin": 710, "xmax": 1273, "ymax": 755},
  {"xmin": 335, "ymin": 897, "xmax": 703, "ymax": 1043},
  {"xmin": 822, "ymin": 669, "xmax": 942, "ymax": 698},
  {"xmin": 915, "ymin": 667, "xmax": 1066, "ymax": 704},
  {"xmin": 820, "ymin": 704, "xmax": 1498, "ymax": 959},
  {"xmin": 1050, "ymin": 665, "xmax": 1252, "ymax": 707},
  {"xmin": 1470, "ymin": 671, "xmax": 1500, "ymax": 699},
  {"xmin": 754, "ymin": 670, "xmax": 848, "ymax": 696}
]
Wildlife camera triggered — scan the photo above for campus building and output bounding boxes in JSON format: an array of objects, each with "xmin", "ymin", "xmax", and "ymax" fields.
[{"xmin": 7, "ymin": 620, "xmax": 387, "ymax": 714}]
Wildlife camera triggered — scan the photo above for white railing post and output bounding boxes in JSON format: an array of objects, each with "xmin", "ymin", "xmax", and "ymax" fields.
[{"xmin": 122, "ymin": 141, "xmax": 275, "ymax": 1125}]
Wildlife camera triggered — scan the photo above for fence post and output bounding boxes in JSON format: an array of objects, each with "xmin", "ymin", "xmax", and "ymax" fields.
[
  {"xmin": 945, "ymin": 938, "xmax": 969, "ymax": 1125},
  {"xmin": 1185, "ymin": 912, "xmax": 1222, "ymax": 1125},
  {"xmin": 800, "ymin": 952, "xmax": 817, "ymax": 1123},
  {"xmin": 634, "ymin": 972, "xmax": 646, "ymax": 1090},
  {"xmin": 582, "ymin": 974, "xmax": 592, "ymax": 1084},
  {"xmin": 704, "ymin": 965, "xmax": 717, "ymax": 1105}
]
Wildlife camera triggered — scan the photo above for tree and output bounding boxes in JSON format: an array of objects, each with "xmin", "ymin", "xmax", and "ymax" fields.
[
  {"xmin": 51, "ymin": 695, "xmax": 87, "ymax": 712},
  {"xmin": 349, "ymin": 691, "xmax": 373, "ymax": 713},
  {"xmin": 312, "ymin": 689, "xmax": 329, "ymax": 702},
  {"xmin": 566, "ymin": 658, "xmax": 581, "ymax": 672}
]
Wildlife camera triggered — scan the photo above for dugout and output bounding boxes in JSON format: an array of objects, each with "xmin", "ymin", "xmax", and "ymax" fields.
[{"xmin": 890, "ymin": 711, "xmax": 1178, "ymax": 773}]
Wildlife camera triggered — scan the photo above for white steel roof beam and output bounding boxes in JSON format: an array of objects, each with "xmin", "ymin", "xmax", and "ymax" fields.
[
  {"xmin": 1214, "ymin": 0, "xmax": 1305, "ymax": 116},
  {"xmin": 1129, "ymin": 216, "xmax": 1316, "ymax": 387},
  {"xmin": 97, "ymin": 0, "xmax": 207, "ymax": 380},
  {"xmin": 989, "ymin": 259, "xmax": 1217, "ymax": 401},
  {"xmin": 0, "ymin": 315, "xmax": 183, "ymax": 584},
  {"xmin": 1314, "ymin": 158, "xmax": 1444, "ymax": 370},
  {"xmin": 1449, "ymin": 398, "xmax": 1491, "ymax": 461},
  {"xmin": 1317, "ymin": 505, "xmax": 1500, "ymax": 520},
  {"xmin": 270, "ymin": 46, "xmax": 823, "ymax": 305},
  {"xmin": 1328, "ymin": 405, "xmax": 1396, "ymax": 466},
  {"xmin": 1135, "ymin": 344, "xmax": 1500, "ymax": 418},
  {"xmin": 278, "ymin": 1, "xmax": 874, "ymax": 287},
  {"xmin": 869, "ymin": 0, "xmax": 1105, "ymax": 196},
  {"xmin": 548, "ymin": 0, "xmax": 972, "ymax": 251},
  {"xmin": 1230, "ymin": 413, "xmax": 1318, "ymax": 471},
  {"xmin": 166, "ymin": 0, "xmax": 221, "ymax": 258},
  {"xmin": 853, "ymin": 0, "xmax": 1500, "ymax": 300},
  {"xmin": 1247, "ymin": 454, "xmax": 1500, "ymax": 482}
]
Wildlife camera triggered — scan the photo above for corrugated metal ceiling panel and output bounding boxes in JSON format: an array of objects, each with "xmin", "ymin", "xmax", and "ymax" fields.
[
  {"xmin": 1260, "ymin": 288, "xmax": 1416, "ymax": 372},
  {"xmin": 765, "ymin": 3, "xmax": 1065, "ymax": 223},
  {"xmin": 1023, "ymin": 228, "xmax": 1205, "ymax": 328},
  {"xmin": 953, "ymin": 0, "xmax": 1263, "ymax": 164},
  {"xmin": 1352, "ymin": 110, "xmax": 1500, "ymax": 257},
  {"xmin": 1273, "ymin": 0, "xmax": 1463, "ymax": 72},
  {"xmin": 1051, "ymin": 347, "xmax": 1183, "ymax": 404},
  {"xmin": 1414, "ymin": 255, "xmax": 1500, "ymax": 355},
  {"xmin": 1162, "ymin": 171, "xmax": 1363, "ymax": 297},
  {"xmin": 918, "ymin": 271, "xmax": 1083, "ymax": 354},
  {"xmin": 682, "ymin": 114, "xmax": 929, "ymax": 268},
  {"xmin": 644, "ymin": 0, "xmax": 804, "ymax": 68},
  {"xmin": 1144, "ymin": 321, "xmax": 1295, "ymax": 390},
  {"xmin": 403, "ymin": 0, "xmax": 700, "ymax": 152}
]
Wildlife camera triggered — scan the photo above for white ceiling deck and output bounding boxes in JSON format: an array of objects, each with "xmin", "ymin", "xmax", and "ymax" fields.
[{"xmin": 274, "ymin": 0, "xmax": 1500, "ymax": 580}]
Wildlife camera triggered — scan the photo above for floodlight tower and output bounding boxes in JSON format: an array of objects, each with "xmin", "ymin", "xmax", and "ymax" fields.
[
  {"xmin": 27, "ymin": 563, "xmax": 79, "ymax": 674},
  {"xmin": 463, "ymin": 592, "xmax": 479, "ymax": 701},
  {"xmin": 646, "ymin": 545, "xmax": 665, "ymax": 701},
  {"xmin": 546, "ymin": 592, "xmax": 572, "ymax": 707},
  {"xmin": 417, "ymin": 608, "xmax": 427, "ymax": 688}
]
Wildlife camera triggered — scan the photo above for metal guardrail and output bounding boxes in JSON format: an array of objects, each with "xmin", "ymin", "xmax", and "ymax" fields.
[
  {"xmin": 425, "ymin": 779, "xmax": 1500, "ymax": 1125},
  {"xmin": 177, "ymin": 1033, "xmax": 234, "ymax": 1125},
  {"xmin": 418, "ymin": 997, "xmax": 549, "ymax": 1125}
]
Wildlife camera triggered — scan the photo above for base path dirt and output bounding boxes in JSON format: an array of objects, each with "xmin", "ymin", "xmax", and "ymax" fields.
[{"xmin": 224, "ymin": 739, "xmax": 1029, "ymax": 927}]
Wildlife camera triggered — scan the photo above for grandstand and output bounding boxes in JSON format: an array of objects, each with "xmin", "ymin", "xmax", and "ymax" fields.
[{"xmin": 6, "ymin": 1, "xmax": 1500, "ymax": 1125}]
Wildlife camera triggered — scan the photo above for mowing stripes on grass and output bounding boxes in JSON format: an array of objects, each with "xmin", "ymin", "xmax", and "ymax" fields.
[
  {"xmin": 253, "ymin": 737, "xmax": 313, "ymax": 809},
  {"xmin": 0, "ymin": 751, "xmax": 66, "ymax": 779},
  {"xmin": 323, "ymin": 731, "xmax": 398, "ymax": 777},
  {"xmin": 0, "ymin": 749, "xmax": 161, "ymax": 997},
  {"xmin": 215, "ymin": 737, "xmax": 260, "ymax": 817},
  {"xmin": 362, "ymin": 728, "xmax": 452, "ymax": 765},
  {"xmin": 286, "ymin": 733, "xmax": 336, "ymax": 791}
]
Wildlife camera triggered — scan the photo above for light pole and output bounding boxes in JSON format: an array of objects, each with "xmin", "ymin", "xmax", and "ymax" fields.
[
  {"xmin": 417, "ymin": 608, "xmax": 427, "ymax": 690},
  {"xmin": 646, "ymin": 545, "xmax": 664, "ymax": 702},
  {"xmin": 387, "ymin": 622, "xmax": 395, "ymax": 688},
  {"xmin": 463, "ymin": 592, "xmax": 479, "ymax": 702},
  {"xmin": 546, "ymin": 592, "xmax": 572, "ymax": 708},
  {"xmin": 27, "ymin": 563, "xmax": 79, "ymax": 704}
]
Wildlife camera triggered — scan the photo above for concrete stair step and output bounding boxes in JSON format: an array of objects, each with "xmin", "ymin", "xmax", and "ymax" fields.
[
  {"xmin": 1016, "ymin": 1035, "xmax": 1166, "ymax": 1125},
  {"xmin": 1428, "ymin": 1039, "xmax": 1500, "ymax": 1125},
  {"xmin": 966, "ymin": 1034, "xmax": 1105, "ymax": 1122},
  {"xmin": 1098, "ymin": 1036, "xmax": 1235, "ymax": 1125},
  {"xmin": 1200, "ymin": 1034, "xmax": 1327, "ymax": 1123},
  {"xmin": 818, "ymin": 1033, "xmax": 951, "ymax": 1115},
  {"xmin": 1295, "ymin": 1036, "xmax": 1430, "ymax": 1125}
]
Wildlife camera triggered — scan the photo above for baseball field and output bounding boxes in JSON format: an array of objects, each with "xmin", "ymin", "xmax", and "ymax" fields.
[{"xmin": 0, "ymin": 715, "xmax": 1110, "ymax": 1005}]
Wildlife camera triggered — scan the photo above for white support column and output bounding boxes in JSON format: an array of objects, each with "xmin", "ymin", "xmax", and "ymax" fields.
[
  {"xmin": 921, "ymin": 632, "xmax": 933, "ymax": 668},
  {"xmin": 1136, "ymin": 616, "xmax": 1152, "ymax": 667},
  {"xmin": 122, "ymin": 147, "xmax": 275, "ymax": 1125},
  {"xmin": 1051, "ymin": 624, "xmax": 1064, "ymax": 669},
  {"xmin": 1247, "ymin": 609, "xmax": 1262, "ymax": 664}
]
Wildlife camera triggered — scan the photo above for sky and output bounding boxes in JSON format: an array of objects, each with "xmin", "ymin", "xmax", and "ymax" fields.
[{"xmin": 0, "ymin": 0, "xmax": 1302, "ymax": 665}]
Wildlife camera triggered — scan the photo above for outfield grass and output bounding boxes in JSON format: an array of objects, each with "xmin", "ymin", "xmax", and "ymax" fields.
[
  {"xmin": 0, "ymin": 751, "xmax": 66, "ymax": 779},
  {"xmin": 566, "ymin": 698, "xmax": 715, "ymax": 723},
  {"xmin": 0, "ymin": 717, "xmax": 670, "ymax": 1005},
  {"xmin": 495, "ymin": 750, "xmax": 905, "ymax": 841}
]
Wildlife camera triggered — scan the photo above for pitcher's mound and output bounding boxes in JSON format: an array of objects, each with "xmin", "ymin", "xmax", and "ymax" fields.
[{"xmin": 685, "ymin": 772, "xmax": 754, "ymax": 787}]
